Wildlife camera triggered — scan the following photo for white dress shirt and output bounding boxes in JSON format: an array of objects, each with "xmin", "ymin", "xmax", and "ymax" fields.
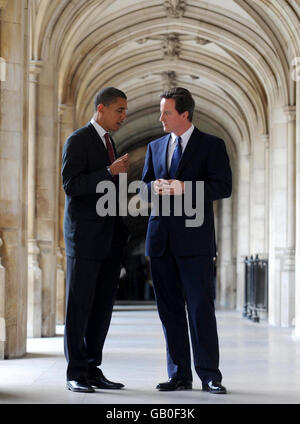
[
  {"xmin": 90, "ymin": 118, "xmax": 109, "ymax": 149},
  {"xmin": 167, "ymin": 124, "xmax": 194, "ymax": 170},
  {"xmin": 90, "ymin": 118, "xmax": 114, "ymax": 176}
]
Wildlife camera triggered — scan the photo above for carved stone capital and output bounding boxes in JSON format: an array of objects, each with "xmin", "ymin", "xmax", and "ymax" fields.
[
  {"xmin": 56, "ymin": 247, "xmax": 64, "ymax": 270},
  {"xmin": 28, "ymin": 60, "xmax": 43, "ymax": 83},
  {"xmin": 57, "ymin": 103, "xmax": 67, "ymax": 123},
  {"xmin": 28, "ymin": 239, "xmax": 41, "ymax": 267},
  {"xmin": 261, "ymin": 134, "xmax": 270, "ymax": 149},
  {"xmin": 58, "ymin": 103, "xmax": 67, "ymax": 115},
  {"xmin": 284, "ymin": 106, "xmax": 296, "ymax": 122},
  {"xmin": 282, "ymin": 248, "xmax": 295, "ymax": 271}
]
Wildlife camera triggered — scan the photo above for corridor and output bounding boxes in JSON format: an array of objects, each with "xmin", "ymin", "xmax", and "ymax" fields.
[{"xmin": 0, "ymin": 307, "xmax": 299, "ymax": 404}]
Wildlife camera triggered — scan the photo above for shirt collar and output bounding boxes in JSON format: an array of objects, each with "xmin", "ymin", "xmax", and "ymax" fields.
[
  {"xmin": 90, "ymin": 118, "xmax": 108, "ymax": 139},
  {"xmin": 171, "ymin": 124, "xmax": 194, "ymax": 144}
]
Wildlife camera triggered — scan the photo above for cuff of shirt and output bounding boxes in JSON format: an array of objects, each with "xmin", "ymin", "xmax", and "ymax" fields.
[{"xmin": 106, "ymin": 166, "xmax": 113, "ymax": 177}]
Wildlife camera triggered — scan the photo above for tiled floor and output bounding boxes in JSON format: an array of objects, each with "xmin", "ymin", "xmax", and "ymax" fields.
[{"xmin": 0, "ymin": 307, "xmax": 300, "ymax": 404}]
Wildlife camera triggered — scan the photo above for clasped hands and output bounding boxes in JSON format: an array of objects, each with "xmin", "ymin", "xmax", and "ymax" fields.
[{"xmin": 153, "ymin": 179, "xmax": 184, "ymax": 195}]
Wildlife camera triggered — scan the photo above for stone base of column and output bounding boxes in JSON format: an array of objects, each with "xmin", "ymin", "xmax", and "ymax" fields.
[
  {"xmin": 280, "ymin": 248, "xmax": 295, "ymax": 327},
  {"xmin": 1, "ymin": 230, "xmax": 27, "ymax": 358},
  {"xmin": 218, "ymin": 260, "xmax": 236, "ymax": 308},
  {"xmin": 27, "ymin": 240, "xmax": 42, "ymax": 338},
  {"xmin": 56, "ymin": 248, "xmax": 65, "ymax": 325},
  {"xmin": 235, "ymin": 257, "xmax": 246, "ymax": 312},
  {"xmin": 269, "ymin": 248, "xmax": 295, "ymax": 327},
  {"xmin": 39, "ymin": 241, "xmax": 56, "ymax": 337},
  {"xmin": 0, "ymin": 243, "xmax": 5, "ymax": 358}
]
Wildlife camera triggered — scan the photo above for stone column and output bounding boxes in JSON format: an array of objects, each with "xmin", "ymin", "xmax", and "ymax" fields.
[
  {"xmin": 268, "ymin": 106, "xmax": 294, "ymax": 327},
  {"xmin": 56, "ymin": 247, "xmax": 65, "ymax": 324},
  {"xmin": 249, "ymin": 135, "xmax": 267, "ymax": 256},
  {"xmin": 280, "ymin": 107, "xmax": 296, "ymax": 327},
  {"xmin": 0, "ymin": 0, "xmax": 28, "ymax": 357},
  {"xmin": 36, "ymin": 61, "xmax": 58, "ymax": 337},
  {"xmin": 235, "ymin": 149, "xmax": 250, "ymax": 311},
  {"xmin": 295, "ymin": 80, "xmax": 300, "ymax": 338},
  {"xmin": 217, "ymin": 196, "xmax": 235, "ymax": 308},
  {"xmin": 0, "ymin": 237, "xmax": 6, "ymax": 358},
  {"xmin": 59, "ymin": 105, "xmax": 75, "ymax": 258},
  {"xmin": 27, "ymin": 60, "xmax": 43, "ymax": 338},
  {"xmin": 262, "ymin": 135, "xmax": 270, "ymax": 255},
  {"xmin": 56, "ymin": 104, "xmax": 67, "ymax": 325}
]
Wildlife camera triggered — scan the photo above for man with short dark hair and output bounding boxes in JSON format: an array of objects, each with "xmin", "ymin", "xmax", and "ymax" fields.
[
  {"xmin": 62, "ymin": 87, "xmax": 129, "ymax": 393},
  {"xmin": 141, "ymin": 87, "xmax": 232, "ymax": 394}
]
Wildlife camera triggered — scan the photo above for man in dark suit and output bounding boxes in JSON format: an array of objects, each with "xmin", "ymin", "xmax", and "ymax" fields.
[
  {"xmin": 62, "ymin": 87, "xmax": 129, "ymax": 393},
  {"xmin": 141, "ymin": 87, "xmax": 232, "ymax": 394}
]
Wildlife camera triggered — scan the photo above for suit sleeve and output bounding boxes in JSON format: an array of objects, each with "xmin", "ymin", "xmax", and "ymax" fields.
[
  {"xmin": 204, "ymin": 138, "xmax": 232, "ymax": 201},
  {"xmin": 139, "ymin": 144, "xmax": 157, "ymax": 203},
  {"xmin": 62, "ymin": 134, "xmax": 113, "ymax": 197}
]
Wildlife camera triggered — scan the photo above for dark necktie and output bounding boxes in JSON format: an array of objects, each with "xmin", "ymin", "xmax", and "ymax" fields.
[
  {"xmin": 169, "ymin": 136, "xmax": 182, "ymax": 178},
  {"xmin": 104, "ymin": 132, "xmax": 116, "ymax": 164}
]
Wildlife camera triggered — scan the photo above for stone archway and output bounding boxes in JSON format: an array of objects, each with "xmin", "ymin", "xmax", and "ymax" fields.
[{"xmin": 1, "ymin": 0, "xmax": 300, "ymax": 358}]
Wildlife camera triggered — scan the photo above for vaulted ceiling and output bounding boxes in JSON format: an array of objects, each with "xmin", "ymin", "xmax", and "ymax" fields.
[{"xmin": 30, "ymin": 0, "xmax": 300, "ymax": 158}]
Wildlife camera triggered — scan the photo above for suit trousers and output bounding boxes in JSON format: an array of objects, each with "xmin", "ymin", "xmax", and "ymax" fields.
[
  {"xmin": 64, "ymin": 240, "xmax": 123, "ymax": 380},
  {"xmin": 150, "ymin": 244, "xmax": 222, "ymax": 384}
]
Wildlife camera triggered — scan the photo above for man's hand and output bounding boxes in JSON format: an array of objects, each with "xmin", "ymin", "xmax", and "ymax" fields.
[
  {"xmin": 109, "ymin": 153, "xmax": 129, "ymax": 175},
  {"xmin": 154, "ymin": 179, "xmax": 184, "ymax": 195},
  {"xmin": 153, "ymin": 179, "xmax": 170, "ymax": 195}
]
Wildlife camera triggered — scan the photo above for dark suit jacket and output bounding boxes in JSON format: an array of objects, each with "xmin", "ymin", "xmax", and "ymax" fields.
[
  {"xmin": 62, "ymin": 122, "xmax": 126, "ymax": 260},
  {"xmin": 141, "ymin": 127, "xmax": 232, "ymax": 257}
]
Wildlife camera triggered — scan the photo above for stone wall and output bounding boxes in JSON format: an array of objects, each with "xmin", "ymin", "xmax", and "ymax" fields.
[{"xmin": 0, "ymin": 0, "xmax": 28, "ymax": 358}]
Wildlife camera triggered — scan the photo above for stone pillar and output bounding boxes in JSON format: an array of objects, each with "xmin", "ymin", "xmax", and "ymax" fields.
[
  {"xmin": 27, "ymin": 60, "xmax": 43, "ymax": 337},
  {"xmin": 263, "ymin": 135, "xmax": 270, "ymax": 255},
  {"xmin": 268, "ymin": 106, "xmax": 295, "ymax": 327},
  {"xmin": 0, "ymin": 237, "xmax": 6, "ymax": 358},
  {"xmin": 36, "ymin": 61, "xmax": 58, "ymax": 336},
  {"xmin": 235, "ymin": 149, "xmax": 250, "ymax": 311},
  {"xmin": 59, "ymin": 104, "xmax": 75, "ymax": 279},
  {"xmin": 295, "ymin": 80, "xmax": 300, "ymax": 338},
  {"xmin": 217, "ymin": 196, "xmax": 235, "ymax": 308},
  {"xmin": 56, "ymin": 104, "xmax": 67, "ymax": 325},
  {"xmin": 249, "ymin": 135, "xmax": 267, "ymax": 256},
  {"xmin": 280, "ymin": 107, "xmax": 296, "ymax": 327},
  {"xmin": 0, "ymin": 0, "xmax": 28, "ymax": 358},
  {"xmin": 56, "ymin": 247, "xmax": 65, "ymax": 324}
]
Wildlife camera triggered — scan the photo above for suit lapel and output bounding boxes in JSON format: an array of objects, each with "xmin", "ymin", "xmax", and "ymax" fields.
[
  {"xmin": 160, "ymin": 134, "xmax": 171, "ymax": 177},
  {"xmin": 87, "ymin": 122, "xmax": 111, "ymax": 161}
]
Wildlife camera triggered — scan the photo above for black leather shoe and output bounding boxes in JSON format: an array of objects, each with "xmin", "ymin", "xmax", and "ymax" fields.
[
  {"xmin": 88, "ymin": 369, "xmax": 124, "ymax": 390},
  {"xmin": 156, "ymin": 378, "xmax": 192, "ymax": 391},
  {"xmin": 202, "ymin": 380, "xmax": 227, "ymax": 394},
  {"xmin": 66, "ymin": 378, "xmax": 95, "ymax": 393}
]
